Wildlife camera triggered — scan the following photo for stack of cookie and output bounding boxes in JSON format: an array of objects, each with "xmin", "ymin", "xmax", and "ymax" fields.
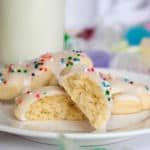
[{"xmin": 0, "ymin": 50, "xmax": 149, "ymax": 130}]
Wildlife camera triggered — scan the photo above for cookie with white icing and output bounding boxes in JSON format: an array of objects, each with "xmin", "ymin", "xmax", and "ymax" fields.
[
  {"xmin": 112, "ymin": 78, "xmax": 150, "ymax": 114},
  {"xmin": 14, "ymin": 86, "xmax": 85, "ymax": 121},
  {"xmin": 99, "ymin": 73, "xmax": 150, "ymax": 114},
  {"xmin": 0, "ymin": 50, "xmax": 93, "ymax": 101},
  {"xmin": 99, "ymin": 72, "xmax": 150, "ymax": 130},
  {"xmin": 59, "ymin": 65, "xmax": 111, "ymax": 129},
  {"xmin": 0, "ymin": 53, "xmax": 54, "ymax": 100},
  {"xmin": 49, "ymin": 50, "xmax": 93, "ymax": 85}
]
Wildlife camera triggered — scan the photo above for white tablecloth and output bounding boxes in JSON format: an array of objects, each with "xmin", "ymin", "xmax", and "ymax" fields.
[{"xmin": 0, "ymin": 132, "xmax": 149, "ymax": 150}]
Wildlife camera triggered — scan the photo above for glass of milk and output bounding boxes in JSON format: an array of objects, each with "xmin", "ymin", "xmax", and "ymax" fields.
[{"xmin": 0, "ymin": 0, "xmax": 65, "ymax": 64}]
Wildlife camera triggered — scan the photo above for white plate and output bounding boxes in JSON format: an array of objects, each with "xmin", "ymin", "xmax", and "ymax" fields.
[{"xmin": 0, "ymin": 68, "xmax": 150, "ymax": 147}]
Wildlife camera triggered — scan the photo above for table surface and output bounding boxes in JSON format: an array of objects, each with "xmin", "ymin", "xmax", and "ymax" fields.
[{"xmin": 0, "ymin": 132, "xmax": 149, "ymax": 150}]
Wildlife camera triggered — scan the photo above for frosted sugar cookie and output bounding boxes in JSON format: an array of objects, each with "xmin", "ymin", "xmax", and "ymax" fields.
[
  {"xmin": 49, "ymin": 50, "xmax": 93, "ymax": 85},
  {"xmin": 111, "ymin": 79, "xmax": 150, "ymax": 114},
  {"xmin": 0, "ymin": 50, "xmax": 92, "ymax": 101},
  {"xmin": 0, "ymin": 68, "xmax": 24, "ymax": 100},
  {"xmin": 0, "ymin": 53, "xmax": 54, "ymax": 101},
  {"xmin": 59, "ymin": 65, "xmax": 111, "ymax": 129},
  {"xmin": 14, "ymin": 86, "xmax": 85, "ymax": 121},
  {"xmin": 99, "ymin": 73, "xmax": 150, "ymax": 114},
  {"xmin": 99, "ymin": 72, "xmax": 150, "ymax": 130}
]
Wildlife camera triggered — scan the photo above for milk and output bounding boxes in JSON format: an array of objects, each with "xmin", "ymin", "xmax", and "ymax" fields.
[{"xmin": 0, "ymin": 0, "xmax": 65, "ymax": 64}]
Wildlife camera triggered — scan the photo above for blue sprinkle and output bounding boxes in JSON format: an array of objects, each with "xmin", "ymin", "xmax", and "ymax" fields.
[
  {"xmin": 124, "ymin": 78, "xmax": 129, "ymax": 82},
  {"xmin": 60, "ymin": 58, "xmax": 65, "ymax": 64},
  {"xmin": 102, "ymin": 81, "xmax": 110, "ymax": 88},
  {"xmin": 73, "ymin": 58, "xmax": 80, "ymax": 61}
]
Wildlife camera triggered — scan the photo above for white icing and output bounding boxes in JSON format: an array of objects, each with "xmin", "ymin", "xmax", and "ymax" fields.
[
  {"xmin": 113, "ymin": 93, "xmax": 140, "ymax": 102},
  {"xmin": 100, "ymin": 73, "xmax": 150, "ymax": 111},
  {"xmin": 15, "ymin": 86, "xmax": 67, "ymax": 121},
  {"xmin": 49, "ymin": 51, "xmax": 93, "ymax": 80}
]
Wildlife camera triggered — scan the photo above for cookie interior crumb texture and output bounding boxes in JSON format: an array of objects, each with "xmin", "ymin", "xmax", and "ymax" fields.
[
  {"xmin": 25, "ymin": 95, "xmax": 85, "ymax": 121},
  {"xmin": 62, "ymin": 73, "xmax": 110, "ymax": 128}
]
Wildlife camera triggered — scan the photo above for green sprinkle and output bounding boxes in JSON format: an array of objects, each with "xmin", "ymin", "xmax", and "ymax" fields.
[
  {"xmin": 68, "ymin": 56, "xmax": 72, "ymax": 60},
  {"xmin": 77, "ymin": 54, "xmax": 80, "ymax": 57},
  {"xmin": 43, "ymin": 92, "xmax": 47, "ymax": 95},
  {"xmin": 11, "ymin": 69, "xmax": 15, "ymax": 73},
  {"xmin": 34, "ymin": 64, "xmax": 39, "ymax": 68},
  {"xmin": 24, "ymin": 69, "xmax": 27, "ymax": 73},
  {"xmin": 105, "ymin": 90, "xmax": 110, "ymax": 95},
  {"xmin": 17, "ymin": 69, "xmax": 21, "ymax": 73},
  {"xmin": 0, "ymin": 73, "xmax": 2, "ymax": 76},
  {"xmin": 66, "ymin": 63, "xmax": 69, "ymax": 67}
]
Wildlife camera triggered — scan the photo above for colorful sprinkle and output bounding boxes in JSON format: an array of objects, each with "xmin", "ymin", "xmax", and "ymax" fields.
[
  {"xmin": 39, "ymin": 67, "xmax": 43, "ymax": 71},
  {"xmin": 31, "ymin": 73, "xmax": 35, "ymax": 76},
  {"xmin": 17, "ymin": 69, "xmax": 21, "ymax": 73},
  {"xmin": 35, "ymin": 92, "xmax": 41, "ymax": 99},
  {"xmin": 73, "ymin": 58, "xmax": 80, "ymax": 61},
  {"xmin": 145, "ymin": 85, "xmax": 149, "ymax": 91},
  {"xmin": 102, "ymin": 81, "xmax": 110, "ymax": 88},
  {"xmin": 3, "ymin": 80, "xmax": 7, "ymax": 84},
  {"xmin": 100, "ymin": 80, "xmax": 112, "ymax": 102},
  {"xmin": 123, "ymin": 77, "xmax": 134, "ymax": 85},
  {"xmin": 60, "ymin": 58, "xmax": 65, "ymax": 64},
  {"xmin": 99, "ymin": 72, "xmax": 112, "ymax": 81},
  {"xmin": 24, "ymin": 69, "xmax": 27, "ymax": 73},
  {"xmin": 68, "ymin": 56, "xmax": 72, "ymax": 60},
  {"xmin": 107, "ymin": 97, "xmax": 111, "ymax": 101},
  {"xmin": 42, "ymin": 91, "xmax": 47, "ymax": 95},
  {"xmin": 105, "ymin": 90, "xmax": 110, "ymax": 95},
  {"xmin": 11, "ymin": 69, "xmax": 15, "ymax": 73},
  {"xmin": 85, "ymin": 67, "xmax": 95, "ymax": 72},
  {"xmin": 16, "ymin": 99, "xmax": 23, "ymax": 104},
  {"xmin": 40, "ymin": 53, "xmax": 52, "ymax": 61},
  {"xmin": 0, "ymin": 72, "xmax": 7, "ymax": 85},
  {"xmin": 72, "ymin": 50, "xmax": 82, "ymax": 54},
  {"xmin": 26, "ymin": 91, "xmax": 31, "ymax": 94},
  {"xmin": 129, "ymin": 81, "xmax": 134, "ymax": 84},
  {"xmin": 124, "ymin": 78, "xmax": 129, "ymax": 82},
  {"xmin": 44, "ymin": 67, "xmax": 48, "ymax": 72},
  {"xmin": 25, "ymin": 64, "xmax": 30, "ymax": 68}
]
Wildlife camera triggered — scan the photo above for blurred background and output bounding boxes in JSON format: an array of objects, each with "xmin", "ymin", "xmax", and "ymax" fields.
[{"xmin": 64, "ymin": 0, "xmax": 150, "ymax": 74}]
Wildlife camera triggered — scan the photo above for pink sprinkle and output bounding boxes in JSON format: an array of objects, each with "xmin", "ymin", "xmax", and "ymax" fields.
[
  {"xmin": 35, "ymin": 93, "xmax": 41, "ymax": 99},
  {"xmin": 16, "ymin": 99, "xmax": 23, "ymax": 104},
  {"xmin": 8, "ymin": 64, "xmax": 14, "ymax": 73},
  {"xmin": 25, "ymin": 64, "xmax": 31, "ymax": 68},
  {"xmin": 87, "ymin": 68, "xmax": 90, "ymax": 72},
  {"xmin": 91, "ymin": 67, "xmax": 95, "ymax": 72},
  {"xmin": 40, "ymin": 53, "xmax": 52, "ymax": 61},
  {"xmin": 9, "ymin": 64, "xmax": 15, "ymax": 67},
  {"xmin": 44, "ymin": 67, "xmax": 48, "ymax": 72},
  {"xmin": 86, "ymin": 67, "xmax": 95, "ymax": 72}
]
